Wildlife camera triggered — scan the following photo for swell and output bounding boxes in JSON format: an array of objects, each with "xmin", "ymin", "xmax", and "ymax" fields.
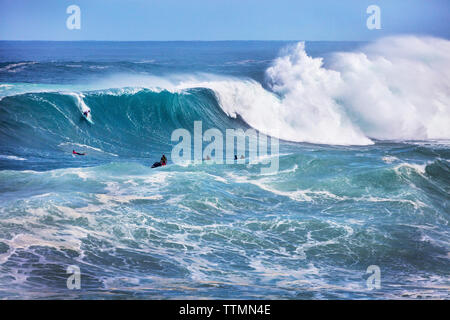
[
  {"xmin": 2, "ymin": 36, "xmax": 450, "ymax": 148},
  {"xmin": 0, "ymin": 88, "xmax": 248, "ymax": 164}
]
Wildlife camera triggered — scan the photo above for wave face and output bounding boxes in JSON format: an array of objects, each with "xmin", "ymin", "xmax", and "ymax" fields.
[
  {"xmin": 2, "ymin": 37, "xmax": 449, "ymax": 146},
  {"xmin": 0, "ymin": 86, "xmax": 250, "ymax": 170},
  {"xmin": 0, "ymin": 38, "xmax": 449, "ymax": 299}
]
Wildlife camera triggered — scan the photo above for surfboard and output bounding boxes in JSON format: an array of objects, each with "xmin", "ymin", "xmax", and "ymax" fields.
[
  {"xmin": 82, "ymin": 111, "xmax": 93, "ymax": 124},
  {"xmin": 151, "ymin": 162, "xmax": 167, "ymax": 168}
]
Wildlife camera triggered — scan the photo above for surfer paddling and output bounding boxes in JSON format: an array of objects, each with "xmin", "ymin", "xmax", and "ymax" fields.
[
  {"xmin": 151, "ymin": 154, "xmax": 167, "ymax": 168},
  {"xmin": 72, "ymin": 150, "xmax": 86, "ymax": 156}
]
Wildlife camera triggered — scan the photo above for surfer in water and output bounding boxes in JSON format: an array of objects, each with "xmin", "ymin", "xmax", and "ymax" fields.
[
  {"xmin": 83, "ymin": 110, "xmax": 90, "ymax": 117},
  {"xmin": 151, "ymin": 154, "xmax": 167, "ymax": 168},
  {"xmin": 72, "ymin": 150, "xmax": 86, "ymax": 156}
]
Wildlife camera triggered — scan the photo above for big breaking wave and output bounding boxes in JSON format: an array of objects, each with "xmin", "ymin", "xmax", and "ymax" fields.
[
  {"xmin": 207, "ymin": 35, "xmax": 450, "ymax": 145},
  {"xmin": 1, "ymin": 35, "xmax": 449, "ymax": 147}
]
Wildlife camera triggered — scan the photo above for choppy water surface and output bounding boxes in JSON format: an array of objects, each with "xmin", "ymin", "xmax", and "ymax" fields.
[{"xmin": 0, "ymin": 38, "xmax": 449, "ymax": 299}]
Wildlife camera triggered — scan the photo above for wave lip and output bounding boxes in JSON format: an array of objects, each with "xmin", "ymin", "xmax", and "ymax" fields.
[{"xmin": 259, "ymin": 36, "xmax": 450, "ymax": 145}]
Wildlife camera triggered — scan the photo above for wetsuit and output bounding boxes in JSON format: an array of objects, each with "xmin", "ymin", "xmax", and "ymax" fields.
[
  {"xmin": 152, "ymin": 155, "xmax": 167, "ymax": 168},
  {"xmin": 151, "ymin": 162, "xmax": 162, "ymax": 168},
  {"xmin": 73, "ymin": 150, "xmax": 85, "ymax": 156}
]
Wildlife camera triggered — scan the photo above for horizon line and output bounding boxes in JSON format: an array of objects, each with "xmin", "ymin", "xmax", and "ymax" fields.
[{"xmin": 0, "ymin": 39, "xmax": 371, "ymax": 42}]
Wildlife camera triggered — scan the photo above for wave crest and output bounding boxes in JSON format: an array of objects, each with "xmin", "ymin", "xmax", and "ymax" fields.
[
  {"xmin": 1, "ymin": 36, "xmax": 449, "ymax": 147},
  {"xmin": 168, "ymin": 36, "xmax": 450, "ymax": 145},
  {"xmin": 261, "ymin": 36, "xmax": 450, "ymax": 144}
]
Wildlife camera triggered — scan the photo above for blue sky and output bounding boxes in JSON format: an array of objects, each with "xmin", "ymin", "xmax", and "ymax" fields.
[{"xmin": 0, "ymin": 0, "xmax": 449, "ymax": 41}]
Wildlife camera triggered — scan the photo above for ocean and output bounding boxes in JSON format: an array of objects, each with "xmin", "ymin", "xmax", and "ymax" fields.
[{"xmin": 0, "ymin": 37, "xmax": 449, "ymax": 299}]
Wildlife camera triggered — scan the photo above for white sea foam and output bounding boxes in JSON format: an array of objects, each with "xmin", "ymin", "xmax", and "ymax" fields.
[
  {"xmin": 166, "ymin": 36, "xmax": 450, "ymax": 145},
  {"xmin": 61, "ymin": 91, "xmax": 91, "ymax": 114},
  {"xmin": 259, "ymin": 164, "xmax": 298, "ymax": 176},
  {"xmin": 382, "ymin": 156, "xmax": 399, "ymax": 164},
  {"xmin": 0, "ymin": 62, "xmax": 36, "ymax": 72},
  {"xmin": 58, "ymin": 142, "xmax": 118, "ymax": 157},
  {"xmin": 394, "ymin": 162, "xmax": 428, "ymax": 175},
  {"xmin": 207, "ymin": 36, "xmax": 450, "ymax": 145},
  {"xmin": 0, "ymin": 155, "xmax": 26, "ymax": 161},
  {"xmin": 96, "ymin": 193, "xmax": 163, "ymax": 204}
]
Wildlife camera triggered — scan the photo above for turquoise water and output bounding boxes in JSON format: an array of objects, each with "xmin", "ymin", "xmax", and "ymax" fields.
[{"xmin": 0, "ymin": 40, "xmax": 449, "ymax": 299}]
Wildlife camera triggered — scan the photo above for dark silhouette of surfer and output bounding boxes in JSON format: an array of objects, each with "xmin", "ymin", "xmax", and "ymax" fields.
[
  {"xmin": 73, "ymin": 150, "xmax": 85, "ymax": 156},
  {"xmin": 151, "ymin": 154, "xmax": 167, "ymax": 168}
]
